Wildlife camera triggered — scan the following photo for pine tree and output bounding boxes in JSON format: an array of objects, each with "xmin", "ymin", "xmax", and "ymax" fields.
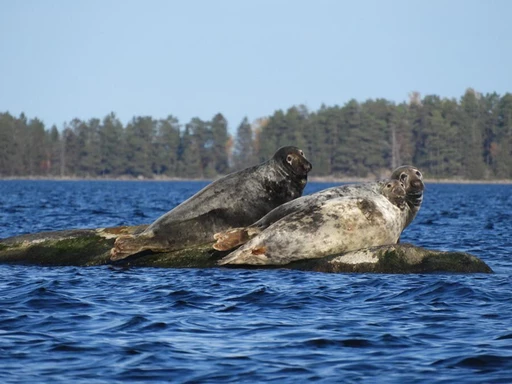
[
  {"xmin": 178, "ymin": 125, "xmax": 202, "ymax": 178},
  {"xmin": 232, "ymin": 117, "xmax": 255, "ymax": 171},
  {"xmin": 210, "ymin": 113, "xmax": 230, "ymax": 174},
  {"xmin": 0, "ymin": 113, "xmax": 16, "ymax": 176},
  {"xmin": 494, "ymin": 93, "xmax": 512, "ymax": 178},
  {"xmin": 124, "ymin": 116, "xmax": 155, "ymax": 177},
  {"xmin": 459, "ymin": 88, "xmax": 486, "ymax": 179},
  {"xmin": 46, "ymin": 125, "xmax": 61, "ymax": 176},
  {"xmin": 99, "ymin": 112, "xmax": 125, "ymax": 176}
]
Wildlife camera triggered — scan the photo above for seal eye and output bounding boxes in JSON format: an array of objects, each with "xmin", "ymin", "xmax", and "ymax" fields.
[
  {"xmin": 298, "ymin": 150, "xmax": 304, "ymax": 157},
  {"xmin": 286, "ymin": 155, "xmax": 293, "ymax": 165},
  {"xmin": 415, "ymin": 171, "xmax": 422, "ymax": 178},
  {"xmin": 400, "ymin": 173, "xmax": 408, "ymax": 182},
  {"xmin": 386, "ymin": 183, "xmax": 392, "ymax": 188}
]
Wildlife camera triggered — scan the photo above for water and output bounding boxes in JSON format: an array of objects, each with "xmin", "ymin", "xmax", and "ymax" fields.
[{"xmin": 0, "ymin": 180, "xmax": 511, "ymax": 383}]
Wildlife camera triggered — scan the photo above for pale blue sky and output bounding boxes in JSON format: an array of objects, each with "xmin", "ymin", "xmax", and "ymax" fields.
[{"xmin": 1, "ymin": 0, "xmax": 511, "ymax": 132}]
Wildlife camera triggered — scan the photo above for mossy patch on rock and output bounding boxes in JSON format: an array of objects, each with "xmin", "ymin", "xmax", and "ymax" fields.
[
  {"xmin": 0, "ymin": 228, "xmax": 493, "ymax": 274},
  {"xmin": 286, "ymin": 243, "xmax": 493, "ymax": 274},
  {"xmin": 416, "ymin": 252, "xmax": 493, "ymax": 274},
  {"xmin": 0, "ymin": 233, "xmax": 113, "ymax": 266},
  {"xmin": 111, "ymin": 243, "xmax": 227, "ymax": 268}
]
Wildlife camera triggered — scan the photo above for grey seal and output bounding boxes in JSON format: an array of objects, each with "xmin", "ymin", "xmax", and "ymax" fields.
[
  {"xmin": 111, "ymin": 146, "xmax": 312, "ymax": 261},
  {"xmin": 218, "ymin": 179, "xmax": 408, "ymax": 266}
]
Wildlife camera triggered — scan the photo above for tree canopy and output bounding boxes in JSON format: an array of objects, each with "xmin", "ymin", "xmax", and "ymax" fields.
[{"xmin": 1, "ymin": 89, "xmax": 511, "ymax": 180}]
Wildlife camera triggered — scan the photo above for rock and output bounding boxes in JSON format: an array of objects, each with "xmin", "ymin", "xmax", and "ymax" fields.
[
  {"xmin": 0, "ymin": 226, "xmax": 493, "ymax": 274},
  {"xmin": 287, "ymin": 243, "xmax": 493, "ymax": 274}
]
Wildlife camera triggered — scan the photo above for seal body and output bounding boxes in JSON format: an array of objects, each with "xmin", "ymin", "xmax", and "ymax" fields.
[
  {"xmin": 213, "ymin": 166, "xmax": 424, "ymax": 251},
  {"xmin": 218, "ymin": 180, "xmax": 408, "ymax": 266},
  {"xmin": 110, "ymin": 146, "xmax": 312, "ymax": 261}
]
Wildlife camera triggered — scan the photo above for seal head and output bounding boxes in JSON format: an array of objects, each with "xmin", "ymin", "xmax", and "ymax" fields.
[{"xmin": 390, "ymin": 165, "xmax": 424, "ymax": 227}]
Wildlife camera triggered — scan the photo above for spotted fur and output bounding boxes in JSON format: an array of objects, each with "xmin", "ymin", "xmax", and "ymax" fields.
[{"xmin": 218, "ymin": 179, "xmax": 409, "ymax": 266}]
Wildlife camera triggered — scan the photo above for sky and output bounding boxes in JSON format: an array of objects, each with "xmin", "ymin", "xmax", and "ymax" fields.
[{"xmin": 1, "ymin": 0, "xmax": 511, "ymax": 133}]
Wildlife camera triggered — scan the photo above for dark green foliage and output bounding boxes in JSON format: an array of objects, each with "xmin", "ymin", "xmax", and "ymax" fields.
[
  {"xmin": 493, "ymin": 94, "xmax": 512, "ymax": 178},
  {"xmin": 232, "ymin": 117, "xmax": 256, "ymax": 171},
  {"xmin": 99, "ymin": 113, "xmax": 125, "ymax": 176},
  {"xmin": 459, "ymin": 89, "xmax": 486, "ymax": 179},
  {"xmin": 124, "ymin": 116, "xmax": 155, "ymax": 177},
  {"xmin": 0, "ymin": 113, "xmax": 16, "ymax": 176},
  {"xmin": 153, "ymin": 115, "xmax": 180, "ymax": 176},
  {"xmin": 178, "ymin": 124, "xmax": 203, "ymax": 178},
  {"xmin": 0, "ymin": 90, "xmax": 511, "ymax": 179},
  {"xmin": 210, "ymin": 113, "xmax": 230, "ymax": 175}
]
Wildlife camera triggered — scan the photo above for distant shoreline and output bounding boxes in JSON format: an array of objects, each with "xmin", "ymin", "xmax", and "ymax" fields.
[{"xmin": 1, "ymin": 175, "xmax": 511, "ymax": 185}]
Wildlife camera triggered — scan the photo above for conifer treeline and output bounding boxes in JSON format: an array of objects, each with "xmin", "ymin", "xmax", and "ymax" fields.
[{"xmin": 1, "ymin": 89, "xmax": 511, "ymax": 179}]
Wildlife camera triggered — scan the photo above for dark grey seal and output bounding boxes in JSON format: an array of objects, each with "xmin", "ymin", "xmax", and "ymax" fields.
[{"xmin": 110, "ymin": 146, "xmax": 312, "ymax": 261}]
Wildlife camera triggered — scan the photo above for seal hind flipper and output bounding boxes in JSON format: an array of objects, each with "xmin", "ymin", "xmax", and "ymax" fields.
[
  {"xmin": 110, "ymin": 232, "xmax": 157, "ymax": 261},
  {"xmin": 218, "ymin": 246, "xmax": 269, "ymax": 265},
  {"xmin": 213, "ymin": 227, "xmax": 262, "ymax": 251}
]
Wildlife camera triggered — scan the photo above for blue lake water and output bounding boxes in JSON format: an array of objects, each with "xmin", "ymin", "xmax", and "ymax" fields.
[{"xmin": 0, "ymin": 180, "xmax": 511, "ymax": 383}]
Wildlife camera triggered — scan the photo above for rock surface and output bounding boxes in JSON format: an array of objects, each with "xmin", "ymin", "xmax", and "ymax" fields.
[{"xmin": 0, "ymin": 226, "xmax": 493, "ymax": 273}]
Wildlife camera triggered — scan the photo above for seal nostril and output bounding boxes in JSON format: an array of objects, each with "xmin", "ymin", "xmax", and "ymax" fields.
[{"xmin": 411, "ymin": 180, "xmax": 424, "ymax": 189}]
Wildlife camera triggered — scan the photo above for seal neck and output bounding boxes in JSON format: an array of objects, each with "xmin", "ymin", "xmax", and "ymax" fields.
[{"xmin": 268, "ymin": 159, "xmax": 307, "ymax": 198}]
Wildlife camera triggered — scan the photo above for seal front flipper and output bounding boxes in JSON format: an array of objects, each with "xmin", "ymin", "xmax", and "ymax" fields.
[
  {"xmin": 213, "ymin": 195, "xmax": 320, "ymax": 251},
  {"xmin": 213, "ymin": 227, "xmax": 262, "ymax": 251}
]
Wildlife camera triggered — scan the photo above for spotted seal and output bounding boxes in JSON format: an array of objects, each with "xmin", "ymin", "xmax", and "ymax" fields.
[
  {"xmin": 110, "ymin": 146, "xmax": 312, "ymax": 261},
  {"xmin": 218, "ymin": 179, "xmax": 408, "ymax": 265},
  {"xmin": 213, "ymin": 165, "xmax": 424, "ymax": 251}
]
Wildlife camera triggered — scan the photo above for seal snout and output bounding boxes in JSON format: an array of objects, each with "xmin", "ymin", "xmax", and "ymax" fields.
[
  {"xmin": 302, "ymin": 159, "xmax": 313, "ymax": 174},
  {"xmin": 297, "ymin": 149, "xmax": 313, "ymax": 174},
  {"xmin": 394, "ymin": 182, "xmax": 406, "ymax": 198},
  {"xmin": 409, "ymin": 179, "xmax": 425, "ymax": 194}
]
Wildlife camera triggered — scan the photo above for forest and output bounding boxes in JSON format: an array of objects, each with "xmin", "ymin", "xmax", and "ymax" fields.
[{"xmin": 0, "ymin": 88, "xmax": 511, "ymax": 180}]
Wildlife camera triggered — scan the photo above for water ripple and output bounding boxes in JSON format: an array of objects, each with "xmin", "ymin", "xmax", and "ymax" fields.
[{"xmin": 0, "ymin": 181, "xmax": 511, "ymax": 383}]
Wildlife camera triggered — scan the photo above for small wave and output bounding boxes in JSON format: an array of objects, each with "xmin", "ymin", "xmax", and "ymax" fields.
[
  {"xmin": 496, "ymin": 333, "xmax": 512, "ymax": 340},
  {"xmin": 433, "ymin": 354, "xmax": 512, "ymax": 371},
  {"xmin": 304, "ymin": 338, "xmax": 373, "ymax": 348},
  {"xmin": 107, "ymin": 315, "xmax": 149, "ymax": 332}
]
